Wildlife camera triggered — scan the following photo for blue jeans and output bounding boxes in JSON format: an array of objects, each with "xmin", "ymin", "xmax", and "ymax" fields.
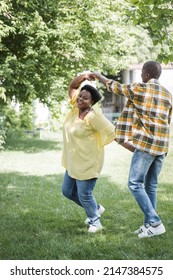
[
  {"xmin": 62, "ymin": 171, "xmax": 101, "ymax": 227},
  {"xmin": 128, "ymin": 149, "xmax": 165, "ymax": 226}
]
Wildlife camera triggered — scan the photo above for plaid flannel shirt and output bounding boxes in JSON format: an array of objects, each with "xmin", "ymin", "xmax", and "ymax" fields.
[{"xmin": 106, "ymin": 79, "xmax": 172, "ymax": 156}]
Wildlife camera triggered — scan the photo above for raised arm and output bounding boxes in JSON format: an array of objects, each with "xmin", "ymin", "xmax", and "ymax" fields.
[
  {"xmin": 68, "ymin": 73, "xmax": 95, "ymax": 99},
  {"xmin": 90, "ymin": 72, "xmax": 109, "ymax": 86},
  {"xmin": 91, "ymin": 72, "xmax": 135, "ymax": 100}
]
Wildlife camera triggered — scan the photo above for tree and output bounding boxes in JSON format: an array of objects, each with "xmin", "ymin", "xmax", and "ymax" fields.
[
  {"xmin": 0, "ymin": 0, "xmax": 160, "ymax": 107},
  {"xmin": 0, "ymin": 0, "xmax": 62, "ymax": 104},
  {"xmin": 128, "ymin": 0, "xmax": 173, "ymax": 63}
]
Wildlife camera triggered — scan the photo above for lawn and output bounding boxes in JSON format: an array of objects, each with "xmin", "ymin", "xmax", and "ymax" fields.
[{"xmin": 0, "ymin": 130, "xmax": 173, "ymax": 260}]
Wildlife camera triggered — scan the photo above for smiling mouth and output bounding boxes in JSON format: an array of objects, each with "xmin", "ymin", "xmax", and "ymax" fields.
[{"xmin": 77, "ymin": 101, "xmax": 83, "ymax": 105}]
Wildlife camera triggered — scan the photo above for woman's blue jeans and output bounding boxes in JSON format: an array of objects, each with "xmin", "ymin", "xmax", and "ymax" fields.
[
  {"xmin": 128, "ymin": 149, "xmax": 165, "ymax": 226},
  {"xmin": 62, "ymin": 171, "xmax": 101, "ymax": 227}
]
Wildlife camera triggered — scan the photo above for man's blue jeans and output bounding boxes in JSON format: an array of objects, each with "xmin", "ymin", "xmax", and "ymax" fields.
[
  {"xmin": 62, "ymin": 171, "xmax": 101, "ymax": 227},
  {"xmin": 128, "ymin": 149, "xmax": 165, "ymax": 226}
]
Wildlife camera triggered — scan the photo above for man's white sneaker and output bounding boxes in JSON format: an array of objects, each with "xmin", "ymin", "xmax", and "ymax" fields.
[
  {"xmin": 138, "ymin": 223, "xmax": 166, "ymax": 238},
  {"xmin": 84, "ymin": 204, "xmax": 105, "ymax": 225},
  {"xmin": 88, "ymin": 225, "xmax": 103, "ymax": 233},
  {"xmin": 134, "ymin": 225, "xmax": 148, "ymax": 234}
]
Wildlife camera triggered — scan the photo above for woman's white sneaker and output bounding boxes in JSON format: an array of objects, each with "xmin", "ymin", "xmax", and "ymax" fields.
[
  {"xmin": 98, "ymin": 204, "xmax": 105, "ymax": 215},
  {"xmin": 84, "ymin": 204, "xmax": 105, "ymax": 225},
  {"xmin": 88, "ymin": 225, "xmax": 103, "ymax": 233}
]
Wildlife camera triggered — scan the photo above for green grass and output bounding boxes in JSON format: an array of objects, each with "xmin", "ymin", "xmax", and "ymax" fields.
[{"xmin": 0, "ymin": 131, "xmax": 173, "ymax": 260}]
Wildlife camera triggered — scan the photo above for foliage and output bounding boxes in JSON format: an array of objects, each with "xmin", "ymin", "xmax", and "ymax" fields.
[
  {"xmin": 0, "ymin": 115, "xmax": 6, "ymax": 150},
  {"xmin": 0, "ymin": 99, "xmax": 34, "ymax": 144},
  {"xmin": 1, "ymin": 101, "xmax": 22, "ymax": 139},
  {"xmin": 0, "ymin": 0, "xmax": 160, "ymax": 107},
  {"xmin": 0, "ymin": 87, "xmax": 6, "ymax": 102},
  {"xmin": 19, "ymin": 103, "xmax": 33, "ymax": 130},
  {"xmin": 128, "ymin": 0, "xmax": 173, "ymax": 63},
  {"xmin": 0, "ymin": 0, "xmax": 171, "ymax": 143},
  {"xmin": 0, "ymin": 104, "xmax": 6, "ymax": 150}
]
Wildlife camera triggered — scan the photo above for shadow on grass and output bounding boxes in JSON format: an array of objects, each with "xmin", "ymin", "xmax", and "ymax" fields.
[
  {"xmin": 0, "ymin": 172, "xmax": 173, "ymax": 260},
  {"xmin": 4, "ymin": 137, "xmax": 62, "ymax": 153}
]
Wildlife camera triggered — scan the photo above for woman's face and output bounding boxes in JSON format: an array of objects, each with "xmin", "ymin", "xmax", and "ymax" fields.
[{"xmin": 77, "ymin": 90, "xmax": 93, "ymax": 110}]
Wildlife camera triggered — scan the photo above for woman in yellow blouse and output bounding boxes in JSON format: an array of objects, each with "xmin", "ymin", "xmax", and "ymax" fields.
[{"xmin": 61, "ymin": 73, "xmax": 116, "ymax": 233}]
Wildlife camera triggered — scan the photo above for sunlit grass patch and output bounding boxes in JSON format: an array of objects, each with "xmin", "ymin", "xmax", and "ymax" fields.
[{"xmin": 0, "ymin": 132, "xmax": 173, "ymax": 260}]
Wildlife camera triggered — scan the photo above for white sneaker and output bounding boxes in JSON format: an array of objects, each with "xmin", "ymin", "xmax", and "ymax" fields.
[
  {"xmin": 88, "ymin": 225, "xmax": 103, "ymax": 233},
  {"xmin": 134, "ymin": 225, "xmax": 149, "ymax": 234},
  {"xmin": 98, "ymin": 204, "xmax": 105, "ymax": 215},
  {"xmin": 84, "ymin": 204, "xmax": 105, "ymax": 225},
  {"xmin": 138, "ymin": 223, "xmax": 166, "ymax": 238}
]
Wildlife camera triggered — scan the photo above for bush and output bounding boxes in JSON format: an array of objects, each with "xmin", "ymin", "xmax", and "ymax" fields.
[
  {"xmin": 19, "ymin": 103, "xmax": 33, "ymax": 130},
  {"xmin": 0, "ymin": 101, "xmax": 34, "ymax": 145},
  {"xmin": 0, "ymin": 114, "xmax": 6, "ymax": 150}
]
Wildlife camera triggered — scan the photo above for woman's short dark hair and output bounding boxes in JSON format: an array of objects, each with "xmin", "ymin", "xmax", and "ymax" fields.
[{"xmin": 81, "ymin": 84, "xmax": 102, "ymax": 105}]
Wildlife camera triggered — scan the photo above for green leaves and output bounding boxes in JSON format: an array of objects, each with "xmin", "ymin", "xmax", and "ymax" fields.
[
  {"xmin": 1, "ymin": 0, "xmax": 172, "ymax": 108},
  {"xmin": 128, "ymin": 0, "xmax": 173, "ymax": 62}
]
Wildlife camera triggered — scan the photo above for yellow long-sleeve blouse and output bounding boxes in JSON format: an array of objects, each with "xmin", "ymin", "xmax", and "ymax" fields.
[{"xmin": 61, "ymin": 92, "xmax": 116, "ymax": 180}]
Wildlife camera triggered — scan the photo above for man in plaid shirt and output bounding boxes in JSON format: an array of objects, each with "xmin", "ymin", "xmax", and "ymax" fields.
[{"xmin": 90, "ymin": 61, "xmax": 172, "ymax": 238}]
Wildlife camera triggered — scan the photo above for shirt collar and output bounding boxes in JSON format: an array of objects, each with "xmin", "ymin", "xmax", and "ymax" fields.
[{"xmin": 147, "ymin": 78, "xmax": 160, "ymax": 84}]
